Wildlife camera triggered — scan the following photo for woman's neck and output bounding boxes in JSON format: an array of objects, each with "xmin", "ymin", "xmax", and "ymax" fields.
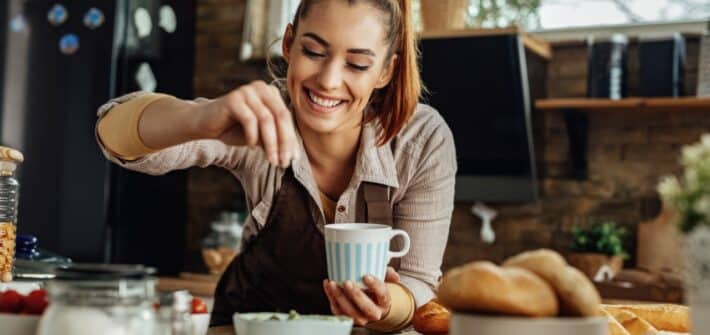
[{"xmin": 299, "ymin": 123, "xmax": 361, "ymax": 198}]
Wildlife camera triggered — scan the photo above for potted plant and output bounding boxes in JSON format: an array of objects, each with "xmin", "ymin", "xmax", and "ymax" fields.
[
  {"xmin": 658, "ymin": 134, "xmax": 710, "ymax": 334},
  {"xmin": 420, "ymin": 0, "xmax": 468, "ymax": 31},
  {"xmin": 567, "ymin": 221, "xmax": 629, "ymax": 281}
]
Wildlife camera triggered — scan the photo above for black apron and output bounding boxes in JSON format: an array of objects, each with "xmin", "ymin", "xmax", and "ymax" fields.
[{"xmin": 210, "ymin": 169, "xmax": 393, "ymax": 326}]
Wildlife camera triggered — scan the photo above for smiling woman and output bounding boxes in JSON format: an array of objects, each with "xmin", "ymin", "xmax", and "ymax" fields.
[{"xmin": 94, "ymin": 0, "xmax": 456, "ymax": 333}]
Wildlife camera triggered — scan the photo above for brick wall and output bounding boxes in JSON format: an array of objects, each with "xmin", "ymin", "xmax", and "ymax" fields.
[{"xmin": 185, "ymin": 0, "xmax": 706, "ymax": 272}]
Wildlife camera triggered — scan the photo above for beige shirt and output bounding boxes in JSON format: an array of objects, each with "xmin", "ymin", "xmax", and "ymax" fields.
[{"xmin": 96, "ymin": 92, "xmax": 457, "ymax": 307}]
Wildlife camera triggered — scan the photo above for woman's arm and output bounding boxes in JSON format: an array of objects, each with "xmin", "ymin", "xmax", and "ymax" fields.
[
  {"xmin": 96, "ymin": 81, "xmax": 300, "ymax": 173},
  {"xmin": 394, "ymin": 120, "xmax": 457, "ymax": 306}
]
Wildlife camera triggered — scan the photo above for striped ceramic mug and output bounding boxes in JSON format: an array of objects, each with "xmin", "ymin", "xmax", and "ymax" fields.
[{"xmin": 324, "ymin": 223, "xmax": 410, "ymax": 288}]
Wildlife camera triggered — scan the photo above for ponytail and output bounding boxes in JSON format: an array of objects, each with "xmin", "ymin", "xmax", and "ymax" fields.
[{"xmin": 364, "ymin": 0, "xmax": 423, "ymax": 145}]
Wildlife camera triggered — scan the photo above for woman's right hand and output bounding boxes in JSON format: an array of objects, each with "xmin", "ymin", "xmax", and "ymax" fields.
[{"xmin": 194, "ymin": 80, "xmax": 299, "ymax": 168}]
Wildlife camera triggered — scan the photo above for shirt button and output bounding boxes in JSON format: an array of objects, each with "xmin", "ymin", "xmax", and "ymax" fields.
[{"xmin": 337, "ymin": 205, "xmax": 346, "ymax": 213}]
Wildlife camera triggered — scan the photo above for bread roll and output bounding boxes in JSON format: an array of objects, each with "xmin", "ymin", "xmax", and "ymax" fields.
[
  {"xmin": 600, "ymin": 308, "xmax": 631, "ymax": 335},
  {"xmin": 503, "ymin": 249, "xmax": 602, "ymax": 316},
  {"xmin": 412, "ymin": 299, "xmax": 450, "ymax": 334},
  {"xmin": 438, "ymin": 261, "xmax": 558, "ymax": 317},
  {"xmin": 603, "ymin": 308, "xmax": 658, "ymax": 335},
  {"xmin": 602, "ymin": 304, "xmax": 690, "ymax": 333}
]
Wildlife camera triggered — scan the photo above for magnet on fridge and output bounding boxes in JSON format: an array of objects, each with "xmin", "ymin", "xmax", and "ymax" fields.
[
  {"xmin": 59, "ymin": 34, "xmax": 79, "ymax": 55},
  {"xmin": 83, "ymin": 8, "xmax": 105, "ymax": 30},
  {"xmin": 134, "ymin": 7, "xmax": 152, "ymax": 39},
  {"xmin": 159, "ymin": 5, "xmax": 177, "ymax": 33},
  {"xmin": 48, "ymin": 4, "xmax": 68, "ymax": 26},
  {"xmin": 10, "ymin": 14, "xmax": 27, "ymax": 33}
]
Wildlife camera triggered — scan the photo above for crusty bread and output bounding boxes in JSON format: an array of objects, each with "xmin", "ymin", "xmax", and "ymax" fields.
[
  {"xmin": 603, "ymin": 308, "xmax": 658, "ymax": 335},
  {"xmin": 412, "ymin": 299, "xmax": 450, "ymax": 334},
  {"xmin": 438, "ymin": 261, "xmax": 558, "ymax": 317},
  {"xmin": 600, "ymin": 308, "xmax": 632, "ymax": 335},
  {"xmin": 602, "ymin": 304, "xmax": 690, "ymax": 333},
  {"xmin": 502, "ymin": 249, "xmax": 602, "ymax": 316}
]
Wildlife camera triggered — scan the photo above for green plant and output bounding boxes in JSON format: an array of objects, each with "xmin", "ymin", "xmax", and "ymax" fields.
[
  {"xmin": 571, "ymin": 221, "xmax": 629, "ymax": 259},
  {"xmin": 658, "ymin": 134, "xmax": 710, "ymax": 234}
]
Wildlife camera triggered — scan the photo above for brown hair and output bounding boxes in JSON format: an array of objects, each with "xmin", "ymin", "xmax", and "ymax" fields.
[{"xmin": 289, "ymin": 0, "xmax": 423, "ymax": 145}]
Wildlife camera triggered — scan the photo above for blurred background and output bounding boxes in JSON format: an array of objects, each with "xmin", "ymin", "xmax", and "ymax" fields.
[{"xmin": 0, "ymin": 0, "xmax": 709, "ymax": 304}]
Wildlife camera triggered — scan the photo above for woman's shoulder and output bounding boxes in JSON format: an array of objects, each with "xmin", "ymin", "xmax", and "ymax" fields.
[{"xmin": 395, "ymin": 103, "xmax": 454, "ymax": 150}]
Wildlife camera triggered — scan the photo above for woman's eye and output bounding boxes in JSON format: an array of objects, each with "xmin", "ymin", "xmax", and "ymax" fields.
[
  {"xmin": 302, "ymin": 47, "xmax": 324, "ymax": 58},
  {"xmin": 348, "ymin": 64, "xmax": 369, "ymax": 72}
]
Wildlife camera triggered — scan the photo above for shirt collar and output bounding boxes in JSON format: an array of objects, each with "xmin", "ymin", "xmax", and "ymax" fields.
[{"xmin": 290, "ymin": 120, "xmax": 400, "ymax": 193}]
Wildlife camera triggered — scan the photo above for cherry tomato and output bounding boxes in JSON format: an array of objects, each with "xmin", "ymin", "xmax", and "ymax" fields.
[
  {"xmin": 0, "ymin": 290, "xmax": 24, "ymax": 313},
  {"xmin": 191, "ymin": 297, "xmax": 208, "ymax": 314},
  {"xmin": 23, "ymin": 289, "xmax": 48, "ymax": 315}
]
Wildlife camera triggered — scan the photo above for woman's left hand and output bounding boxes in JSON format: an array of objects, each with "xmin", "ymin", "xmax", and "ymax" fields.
[{"xmin": 322, "ymin": 267, "xmax": 400, "ymax": 326}]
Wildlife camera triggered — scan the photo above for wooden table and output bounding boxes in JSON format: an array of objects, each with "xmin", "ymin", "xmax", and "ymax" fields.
[{"xmin": 207, "ymin": 325, "xmax": 420, "ymax": 335}]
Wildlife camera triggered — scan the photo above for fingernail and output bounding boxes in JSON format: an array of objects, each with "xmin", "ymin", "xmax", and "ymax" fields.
[
  {"xmin": 345, "ymin": 281, "xmax": 353, "ymax": 289},
  {"xmin": 364, "ymin": 275, "xmax": 373, "ymax": 283},
  {"xmin": 269, "ymin": 153, "xmax": 278, "ymax": 165}
]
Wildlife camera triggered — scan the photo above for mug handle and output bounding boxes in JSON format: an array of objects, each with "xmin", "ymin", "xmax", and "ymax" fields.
[{"xmin": 388, "ymin": 229, "xmax": 411, "ymax": 259}]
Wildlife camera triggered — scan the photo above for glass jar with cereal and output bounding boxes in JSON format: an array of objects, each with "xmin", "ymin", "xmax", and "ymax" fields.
[{"xmin": 0, "ymin": 146, "xmax": 23, "ymax": 283}]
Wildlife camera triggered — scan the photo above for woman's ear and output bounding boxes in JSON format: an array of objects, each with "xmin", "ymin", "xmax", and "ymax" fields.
[
  {"xmin": 375, "ymin": 54, "xmax": 398, "ymax": 89},
  {"xmin": 282, "ymin": 24, "xmax": 295, "ymax": 63}
]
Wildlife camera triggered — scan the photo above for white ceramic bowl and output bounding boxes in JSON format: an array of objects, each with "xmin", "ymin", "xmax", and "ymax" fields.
[
  {"xmin": 233, "ymin": 312, "xmax": 353, "ymax": 335},
  {"xmin": 0, "ymin": 313, "xmax": 40, "ymax": 335},
  {"xmin": 450, "ymin": 313, "xmax": 608, "ymax": 335},
  {"xmin": 192, "ymin": 313, "xmax": 210, "ymax": 335}
]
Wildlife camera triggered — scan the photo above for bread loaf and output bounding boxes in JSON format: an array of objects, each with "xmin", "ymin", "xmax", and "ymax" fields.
[
  {"xmin": 503, "ymin": 249, "xmax": 602, "ymax": 316},
  {"xmin": 600, "ymin": 308, "xmax": 631, "ymax": 335},
  {"xmin": 412, "ymin": 299, "xmax": 450, "ymax": 334},
  {"xmin": 438, "ymin": 261, "xmax": 558, "ymax": 317},
  {"xmin": 602, "ymin": 304, "xmax": 690, "ymax": 333},
  {"xmin": 603, "ymin": 308, "xmax": 658, "ymax": 335}
]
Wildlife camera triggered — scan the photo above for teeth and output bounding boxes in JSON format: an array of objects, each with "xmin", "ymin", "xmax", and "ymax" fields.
[{"xmin": 308, "ymin": 91, "xmax": 341, "ymax": 108}]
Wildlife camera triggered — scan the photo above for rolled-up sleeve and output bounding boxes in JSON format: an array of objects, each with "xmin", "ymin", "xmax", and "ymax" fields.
[
  {"xmin": 95, "ymin": 92, "xmax": 259, "ymax": 176},
  {"xmin": 394, "ymin": 121, "xmax": 457, "ymax": 307}
]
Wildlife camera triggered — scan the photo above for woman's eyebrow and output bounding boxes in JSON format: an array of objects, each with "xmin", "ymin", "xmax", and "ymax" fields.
[{"xmin": 302, "ymin": 32, "xmax": 376, "ymax": 57}]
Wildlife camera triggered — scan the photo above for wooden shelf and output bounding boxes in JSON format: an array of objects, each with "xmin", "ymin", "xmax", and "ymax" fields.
[
  {"xmin": 536, "ymin": 97, "xmax": 710, "ymax": 111},
  {"xmin": 534, "ymin": 97, "xmax": 710, "ymax": 180}
]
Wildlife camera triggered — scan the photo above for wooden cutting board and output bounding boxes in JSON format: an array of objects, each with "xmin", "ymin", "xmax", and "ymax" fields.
[{"xmin": 636, "ymin": 204, "xmax": 683, "ymax": 274}]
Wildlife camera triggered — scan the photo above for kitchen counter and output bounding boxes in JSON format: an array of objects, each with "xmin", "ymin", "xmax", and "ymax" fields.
[{"xmin": 206, "ymin": 325, "xmax": 420, "ymax": 335}]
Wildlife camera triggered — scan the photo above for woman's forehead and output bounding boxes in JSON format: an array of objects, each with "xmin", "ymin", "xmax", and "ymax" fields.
[{"xmin": 297, "ymin": 1, "xmax": 390, "ymax": 52}]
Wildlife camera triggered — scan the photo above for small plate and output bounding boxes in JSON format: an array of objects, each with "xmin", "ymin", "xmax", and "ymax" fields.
[
  {"xmin": 451, "ymin": 313, "xmax": 608, "ymax": 335},
  {"xmin": 233, "ymin": 312, "xmax": 353, "ymax": 335}
]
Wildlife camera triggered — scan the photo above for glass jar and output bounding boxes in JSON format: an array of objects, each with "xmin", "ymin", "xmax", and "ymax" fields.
[
  {"xmin": 201, "ymin": 211, "xmax": 243, "ymax": 274},
  {"xmin": 37, "ymin": 264, "xmax": 158, "ymax": 335},
  {"xmin": 0, "ymin": 146, "xmax": 23, "ymax": 282},
  {"xmin": 156, "ymin": 290, "xmax": 194, "ymax": 335}
]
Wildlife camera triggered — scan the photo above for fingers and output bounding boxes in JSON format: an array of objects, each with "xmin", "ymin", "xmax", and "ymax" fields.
[
  {"xmin": 342, "ymin": 280, "xmax": 384, "ymax": 321},
  {"xmin": 385, "ymin": 267, "xmax": 400, "ymax": 283},
  {"xmin": 324, "ymin": 281, "xmax": 370, "ymax": 326},
  {"xmin": 323, "ymin": 279, "xmax": 343, "ymax": 315},
  {"xmin": 225, "ymin": 81, "xmax": 298, "ymax": 168},
  {"xmin": 261, "ymin": 84, "xmax": 299, "ymax": 166},
  {"xmin": 363, "ymin": 275, "xmax": 391, "ymax": 310}
]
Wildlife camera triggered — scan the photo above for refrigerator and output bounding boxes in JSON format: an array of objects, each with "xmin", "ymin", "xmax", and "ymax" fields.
[{"xmin": 0, "ymin": 0, "xmax": 196, "ymax": 275}]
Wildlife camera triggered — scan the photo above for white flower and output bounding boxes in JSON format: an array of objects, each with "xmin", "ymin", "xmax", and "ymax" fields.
[
  {"xmin": 658, "ymin": 176, "xmax": 682, "ymax": 200},
  {"xmin": 701, "ymin": 133, "xmax": 710, "ymax": 148},
  {"xmin": 682, "ymin": 144, "xmax": 704, "ymax": 167},
  {"xmin": 694, "ymin": 195, "xmax": 710, "ymax": 217},
  {"xmin": 685, "ymin": 168, "xmax": 700, "ymax": 191}
]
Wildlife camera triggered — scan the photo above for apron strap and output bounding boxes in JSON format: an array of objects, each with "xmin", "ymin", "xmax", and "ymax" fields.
[{"xmin": 362, "ymin": 182, "xmax": 392, "ymax": 226}]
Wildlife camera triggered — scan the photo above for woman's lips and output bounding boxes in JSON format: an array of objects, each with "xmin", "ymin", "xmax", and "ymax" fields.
[{"xmin": 304, "ymin": 88, "xmax": 345, "ymax": 115}]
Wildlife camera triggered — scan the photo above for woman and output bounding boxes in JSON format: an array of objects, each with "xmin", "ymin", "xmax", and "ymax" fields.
[{"xmin": 96, "ymin": 0, "xmax": 455, "ymax": 332}]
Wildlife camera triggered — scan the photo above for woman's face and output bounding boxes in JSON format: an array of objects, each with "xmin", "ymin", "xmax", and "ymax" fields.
[{"xmin": 283, "ymin": 0, "xmax": 396, "ymax": 136}]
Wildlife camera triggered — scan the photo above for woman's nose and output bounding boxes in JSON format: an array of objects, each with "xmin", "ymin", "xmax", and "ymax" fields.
[{"xmin": 316, "ymin": 61, "xmax": 342, "ymax": 91}]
